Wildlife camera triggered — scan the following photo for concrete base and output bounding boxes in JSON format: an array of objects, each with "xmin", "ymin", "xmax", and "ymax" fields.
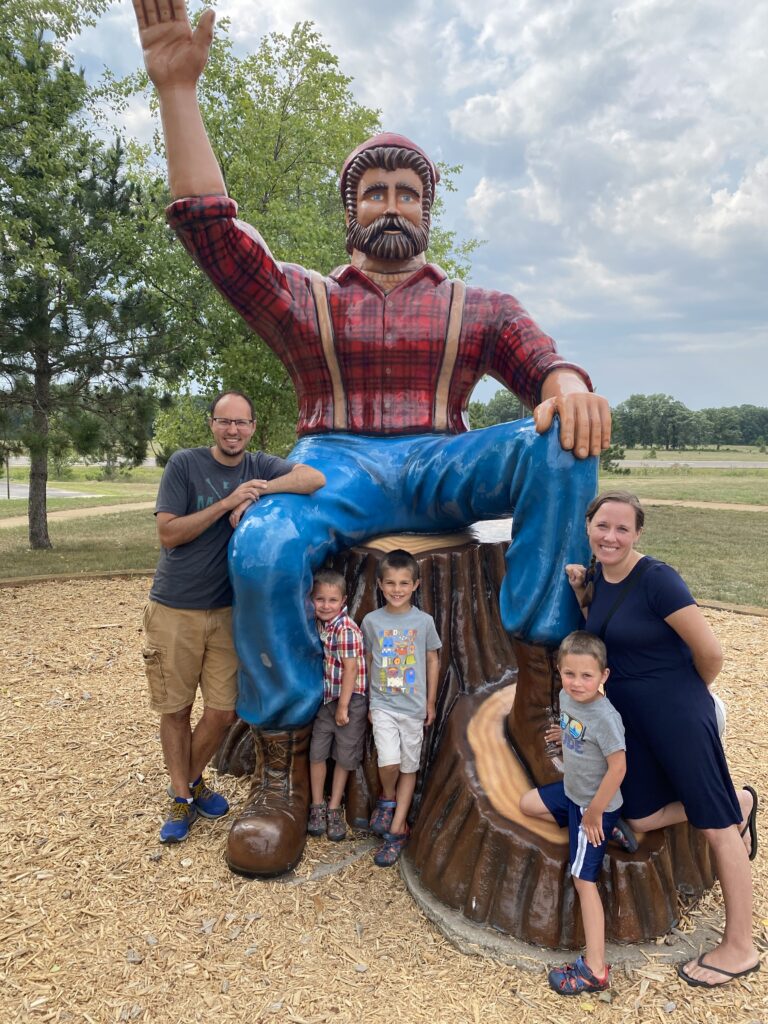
[{"xmin": 400, "ymin": 855, "xmax": 722, "ymax": 972}]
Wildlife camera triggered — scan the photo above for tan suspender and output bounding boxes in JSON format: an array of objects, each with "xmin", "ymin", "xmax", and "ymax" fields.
[
  {"xmin": 433, "ymin": 279, "xmax": 466, "ymax": 431},
  {"xmin": 310, "ymin": 271, "xmax": 347, "ymax": 431},
  {"xmin": 310, "ymin": 272, "xmax": 466, "ymax": 432}
]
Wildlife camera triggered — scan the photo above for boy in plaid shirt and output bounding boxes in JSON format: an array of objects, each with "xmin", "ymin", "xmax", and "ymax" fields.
[{"xmin": 307, "ymin": 570, "xmax": 368, "ymax": 841}]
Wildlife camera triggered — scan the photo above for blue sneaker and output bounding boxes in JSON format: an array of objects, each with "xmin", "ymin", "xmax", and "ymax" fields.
[
  {"xmin": 160, "ymin": 798, "xmax": 197, "ymax": 843},
  {"xmin": 190, "ymin": 776, "xmax": 229, "ymax": 819}
]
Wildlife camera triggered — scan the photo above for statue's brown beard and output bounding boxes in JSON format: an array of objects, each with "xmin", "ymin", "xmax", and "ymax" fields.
[{"xmin": 346, "ymin": 214, "xmax": 430, "ymax": 260}]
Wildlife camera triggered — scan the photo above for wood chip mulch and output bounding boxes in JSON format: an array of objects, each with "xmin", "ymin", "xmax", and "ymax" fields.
[{"xmin": 1, "ymin": 579, "xmax": 766, "ymax": 1024}]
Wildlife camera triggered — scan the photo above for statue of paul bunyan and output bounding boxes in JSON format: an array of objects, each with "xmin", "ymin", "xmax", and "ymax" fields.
[{"xmin": 133, "ymin": 0, "xmax": 611, "ymax": 877}]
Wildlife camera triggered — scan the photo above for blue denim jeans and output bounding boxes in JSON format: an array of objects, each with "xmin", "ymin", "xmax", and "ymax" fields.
[{"xmin": 230, "ymin": 419, "xmax": 596, "ymax": 728}]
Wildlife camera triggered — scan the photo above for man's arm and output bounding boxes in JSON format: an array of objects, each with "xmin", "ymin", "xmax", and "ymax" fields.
[
  {"xmin": 534, "ymin": 368, "xmax": 612, "ymax": 459},
  {"xmin": 132, "ymin": 0, "xmax": 224, "ymax": 198},
  {"xmin": 227, "ymin": 464, "xmax": 326, "ymax": 527},
  {"xmin": 157, "ymin": 477, "xmax": 270, "ymax": 548}
]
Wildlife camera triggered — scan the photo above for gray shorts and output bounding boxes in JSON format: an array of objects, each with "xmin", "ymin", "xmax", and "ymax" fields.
[{"xmin": 309, "ymin": 693, "xmax": 368, "ymax": 770}]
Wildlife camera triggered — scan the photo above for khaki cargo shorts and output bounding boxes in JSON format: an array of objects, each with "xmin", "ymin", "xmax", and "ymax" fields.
[{"xmin": 141, "ymin": 600, "xmax": 238, "ymax": 714}]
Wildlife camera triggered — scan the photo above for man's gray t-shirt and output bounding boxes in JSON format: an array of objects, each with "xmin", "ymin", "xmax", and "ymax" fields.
[
  {"xmin": 560, "ymin": 690, "xmax": 625, "ymax": 812},
  {"xmin": 362, "ymin": 605, "xmax": 441, "ymax": 720},
  {"xmin": 150, "ymin": 447, "xmax": 292, "ymax": 610}
]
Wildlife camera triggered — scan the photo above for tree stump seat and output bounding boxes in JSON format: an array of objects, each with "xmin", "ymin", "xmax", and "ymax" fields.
[{"xmin": 215, "ymin": 532, "xmax": 715, "ymax": 950}]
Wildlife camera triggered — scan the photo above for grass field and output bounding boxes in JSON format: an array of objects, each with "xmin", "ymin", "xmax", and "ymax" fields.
[
  {"xmin": 622, "ymin": 446, "xmax": 767, "ymax": 461},
  {"xmin": 0, "ymin": 469, "xmax": 162, "ymax": 519},
  {"xmin": 601, "ymin": 468, "xmax": 767, "ymax": 504},
  {"xmin": 0, "ymin": 509, "xmax": 159, "ymax": 577},
  {"xmin": 1, "ymin": 502, "xmax": 767, "ymax": 608}
]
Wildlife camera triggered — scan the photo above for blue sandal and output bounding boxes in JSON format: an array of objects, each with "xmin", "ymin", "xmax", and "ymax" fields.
[{"xmin": 548, "ymin": 956, "xmax": 610, "ymax": 995}]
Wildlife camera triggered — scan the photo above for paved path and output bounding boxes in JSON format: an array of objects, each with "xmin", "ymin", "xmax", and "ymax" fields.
[
  {"xmin": 0, "ymin": 501, "xmax": 155, "ymax": 530},
  {"xmin": 3, "ymin": 496, "xmax": 767, "ymax": 533},
  {"xmin": 622, "ymin": 459, "xmax": 768, "ymax": 468}
]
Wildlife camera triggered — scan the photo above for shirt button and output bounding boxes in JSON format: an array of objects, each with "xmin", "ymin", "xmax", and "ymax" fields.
[{"xmin": 384, "ymin": 367, "xmax": 392, "ymax": 376}]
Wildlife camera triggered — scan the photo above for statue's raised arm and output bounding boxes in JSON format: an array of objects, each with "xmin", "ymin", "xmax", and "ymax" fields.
[{"xmin": 131, "ymin": 0, "xmax": 225, "ymax": 198}]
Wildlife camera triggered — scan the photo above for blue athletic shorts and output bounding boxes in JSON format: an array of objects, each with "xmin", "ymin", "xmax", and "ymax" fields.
[{"xmin": 539, "ymin": 781, "xmax": 622, "ymax": 882}]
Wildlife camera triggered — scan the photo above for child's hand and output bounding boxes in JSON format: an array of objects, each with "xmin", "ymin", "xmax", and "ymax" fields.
[
  {"xmin": 544, "ymin": 724, "xmax": 562, "ymax": 749},
  {"xmin": 564, "ymin": 563, "xmax": 587, "ymax": 589},
  {"xmin": 335, "ymin": 705, "xmax": 349, "ymax": 727},
  {"xmin": 581, "ymin": 807, "xmax": 605, "ymax": 847},
  {"xmin": 425, "ymin": 701, "xmax": 436, "ymax": 727}
]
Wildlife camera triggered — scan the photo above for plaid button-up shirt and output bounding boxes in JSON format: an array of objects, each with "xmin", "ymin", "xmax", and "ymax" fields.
[
  {"xmin": 317, "ymin": 607, "xmax": 367, "ymax": 704},
  {"xmin": 167, "ymin": 196, "xmax": 592, "ymax": 436}
]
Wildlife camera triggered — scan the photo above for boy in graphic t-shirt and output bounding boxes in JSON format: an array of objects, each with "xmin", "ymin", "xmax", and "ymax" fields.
[{"xmin": 362, "ymin": 549, "xmax": 442, "ymax": 867}]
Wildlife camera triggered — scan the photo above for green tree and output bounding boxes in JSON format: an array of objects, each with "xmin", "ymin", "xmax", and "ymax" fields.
[
  {"xmin": 469, "ymin": 389, "xmax": 529, "ymax": 429},
  {"xmin": 0, "ymin": 21, "xmax": 188, "ymax": 547}
]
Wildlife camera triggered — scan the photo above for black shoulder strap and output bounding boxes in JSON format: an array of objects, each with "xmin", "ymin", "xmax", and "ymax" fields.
[{"xmin": 597, "ymin": 558, "xmax": 655, "ymax": 640}]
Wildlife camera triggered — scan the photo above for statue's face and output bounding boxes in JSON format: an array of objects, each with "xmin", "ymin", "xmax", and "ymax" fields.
[{"xmin": 346, "ymin": 166, "xmax": 430, "ymax": 260}]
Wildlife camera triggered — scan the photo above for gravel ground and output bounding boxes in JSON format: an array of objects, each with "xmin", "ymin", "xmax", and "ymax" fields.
[{"xmin": 1, "ymin": 577, "xmax": 766, "ymax": 1024}]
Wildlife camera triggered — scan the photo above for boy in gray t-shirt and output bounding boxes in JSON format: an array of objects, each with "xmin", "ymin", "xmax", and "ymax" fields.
[
  {"xmin": 519, "ymin": 632, "xmax": 628, "ymax": 997},
  {"xmin": 362, "ymin": 549, "xmax": 441, "ymax": 868}
]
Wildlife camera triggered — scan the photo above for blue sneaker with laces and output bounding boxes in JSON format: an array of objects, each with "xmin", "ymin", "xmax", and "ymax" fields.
[
  {"xmin": 190, "ymin": 776, "xmax": 229, "ymax": 818},
  {"xmin": 160, "ymin": 798, "xmax": 198, "ymax": 843}
]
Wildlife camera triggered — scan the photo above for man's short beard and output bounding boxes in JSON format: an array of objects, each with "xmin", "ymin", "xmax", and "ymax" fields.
[{"xmin": 346, "ymin": 213, "xmax": 430, "ymax": 261}]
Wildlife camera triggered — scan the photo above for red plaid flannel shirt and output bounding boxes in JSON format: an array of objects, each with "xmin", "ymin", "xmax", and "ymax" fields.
[
  {"xmin": 317, "ymin": 607, "xmax": 367, "ymax": 704},
  {"xmin": 167, "ymin": 196, "xmax": 592, "ymax": 436}
]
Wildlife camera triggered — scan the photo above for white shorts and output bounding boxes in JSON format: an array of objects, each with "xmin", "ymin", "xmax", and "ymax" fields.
[{"xmin": 370, "ymin": 708, "xmax": 424, "ymax": 773}]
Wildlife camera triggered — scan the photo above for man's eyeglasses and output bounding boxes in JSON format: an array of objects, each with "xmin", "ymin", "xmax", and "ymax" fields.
[
  {"xmin": 559, "ymin": 710, "xmax": 586, "ymax": 740},
  {"xmin": 211, "ymin": 417, "xmax": 254, "ymax": 428}
]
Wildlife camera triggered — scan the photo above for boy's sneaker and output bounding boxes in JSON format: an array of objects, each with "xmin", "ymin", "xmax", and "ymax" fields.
[
  {"xmin": 160, "ymin": 798, "xmax": 198, "ymax": 844},
  {"xmin": 326, "ymin": 806, "xmax": 347, "ymax": 842},
  {"xmin": 610, "ymin": 817, "xmax": 639, "ymax": 853},
  {"xmin": 369, "ymin": 798, "xmax": 396, "ymax": 836},
  {"xmin": 190, "ymin": 776, "xmax": 229, "ymax": 818},
  {"xmin": 548, "ymin": 957, "xmax": 610, "ymax": 995},
  {"xmin": 307, "ymin": 802, "xmax": 327, "ymax": 836},
  {"xmin": 373, "ymin": 828, "xmax": 410, "ymax": 868}
]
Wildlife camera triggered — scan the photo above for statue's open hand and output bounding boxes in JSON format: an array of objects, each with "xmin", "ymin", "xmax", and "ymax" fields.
[
  {"xmin": 132, "ymin": 0, "xmax": 215, "ymax": 89},
  {"xmin": 534, "ymin": 391, "xmax": 611, "ymax": 459}
]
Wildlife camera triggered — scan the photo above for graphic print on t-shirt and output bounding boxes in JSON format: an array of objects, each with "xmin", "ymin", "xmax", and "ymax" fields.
[
  {"xmin": 376, "ymin": 627, "xmax": 418, "ymax": 696},
  {"xmin": 560, "ymin": 709, "xmax": 587, "ymax": 755}
]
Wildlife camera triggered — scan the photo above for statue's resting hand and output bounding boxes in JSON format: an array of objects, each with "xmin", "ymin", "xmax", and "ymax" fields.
[{"xmin": 132, "ymin": 0, "xmax": 215, "ymax": 90}]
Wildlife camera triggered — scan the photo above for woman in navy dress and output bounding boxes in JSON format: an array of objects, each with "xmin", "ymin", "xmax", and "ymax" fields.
[{"xmin": 565, "ymin": 491, "xmax": 759, "ymax": 989}]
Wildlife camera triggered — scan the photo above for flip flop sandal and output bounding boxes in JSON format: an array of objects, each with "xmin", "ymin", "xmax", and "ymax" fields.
[
  {"xmin": 740, "ymin": 785, "xmax": 758, "ymax": 861},
  {"xmin": 677, "ymin": 954, "xmax": 760, "ymax": 988}
]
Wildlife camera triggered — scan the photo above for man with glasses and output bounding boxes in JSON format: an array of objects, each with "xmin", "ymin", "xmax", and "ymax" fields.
[{"xmin": 142, "ymin": 390, "xmax": 325, "ymax": 844}]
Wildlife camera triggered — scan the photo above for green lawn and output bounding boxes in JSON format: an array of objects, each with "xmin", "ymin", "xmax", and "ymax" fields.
[
  {"xmin": 601, "ymin": 468, "xmax": 768, "ymax": 504},
  {"xmin": 622, "ymin": 446, "xmax": 766, "ymax": 461},
  {"xmin": 0, "ymin": 475, "xmax": 160, "ymax": 519},
  {"xmin": 640, "ymin": 506, "xmax": 768, "ymax": 608},
  {"xmin": 1, "ymin": 503, "xmax": 766, "ymax": 610},
  {"xmin": 0, "ymin": 509, "xmax": 160, "ymax": 577}
]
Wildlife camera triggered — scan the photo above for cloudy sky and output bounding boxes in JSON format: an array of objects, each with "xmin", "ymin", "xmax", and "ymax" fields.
[{"xmin": 74, "ymin": 0, "xmax": 767, "ymax": 409}]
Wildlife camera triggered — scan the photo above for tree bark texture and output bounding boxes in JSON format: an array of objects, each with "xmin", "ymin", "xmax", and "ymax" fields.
[{"xmin": 216, "ymin": 537, "xmax": 715, "ymax": 949}]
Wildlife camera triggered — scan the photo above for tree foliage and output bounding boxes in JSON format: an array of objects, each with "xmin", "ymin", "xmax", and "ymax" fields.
[
  {"xmin": 0, "ymin": 18, "xmax": 188, "ymax": 547},
  {"xmin": 468, "ymin": 389, "xmax": 530, "ymax": 430},
  {"xmin": 612, "ymin": 394, "xmax": 768, "ymax": 449}
]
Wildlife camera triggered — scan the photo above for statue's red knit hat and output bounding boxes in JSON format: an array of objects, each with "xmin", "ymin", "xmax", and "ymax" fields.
[{"xmin": 339, "ymin": 132, "xmax": 440, "ymax": 198}]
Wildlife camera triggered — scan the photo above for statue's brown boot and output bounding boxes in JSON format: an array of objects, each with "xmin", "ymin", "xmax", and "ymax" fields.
[
  {"xmin": 506, "ymin": 639, "xmax": 563, "ymax": 786},
  {"xmin": 226, "ymin": 725, "xmax": 312, "ymax": 878}
]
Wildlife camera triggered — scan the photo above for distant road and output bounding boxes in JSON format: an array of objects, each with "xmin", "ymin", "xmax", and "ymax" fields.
[{"xmin": 621, "ymin": 459, "xmax": 768, "ymax": 468}]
